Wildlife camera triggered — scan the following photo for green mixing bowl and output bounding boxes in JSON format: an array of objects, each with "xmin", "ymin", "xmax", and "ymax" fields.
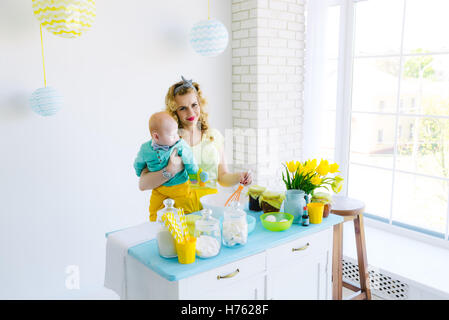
[{"xmin": 260, "ymin": 212, "xmax": 293, "ymax": 232}]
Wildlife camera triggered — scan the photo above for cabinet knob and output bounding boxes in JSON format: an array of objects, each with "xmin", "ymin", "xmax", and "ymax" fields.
[
  {"xmin": 292, "ymin": 243, "xmax": 310, "ymax": 252},
  {"xmin": 217, "ymin": 268, "xmax": 240, "ymax": 280}
]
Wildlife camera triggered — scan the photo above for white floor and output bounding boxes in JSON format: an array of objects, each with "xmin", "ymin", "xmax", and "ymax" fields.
[
  {"xmin": 342, "ymin": 287, "xmax": 384, "ymax": 300},
  {"xmin": 342, "ymin": 217, "xmax": 449, "ymax": 299}
]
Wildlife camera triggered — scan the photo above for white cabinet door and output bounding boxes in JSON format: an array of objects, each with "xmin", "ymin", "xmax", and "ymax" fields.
[
  {"xmin": 181, "ymin": 252, "xmax": 266, "ymax": 300},
  {"xmin": 266, "ymin": 229, "xmax": 332, "ymax": 300},
  {"xmin": 268, "ymin": 252, "xmax": 329, "ymax": 300}
]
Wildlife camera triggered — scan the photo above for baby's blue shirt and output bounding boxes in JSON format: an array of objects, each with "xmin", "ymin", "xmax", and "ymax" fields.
[{"xmin": 133, "ymin": 138, "xmax": 199, "ymax": 186}]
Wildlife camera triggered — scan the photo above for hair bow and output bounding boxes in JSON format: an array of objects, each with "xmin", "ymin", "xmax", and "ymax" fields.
[{"xmin": 174, "ymin": 76, "xmax": 196, "ymax": 95}]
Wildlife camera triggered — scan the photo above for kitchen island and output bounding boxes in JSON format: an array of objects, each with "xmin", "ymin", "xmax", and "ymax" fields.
[{"xmin": 116, "ymin": 207, "xmax": 343, "ymax": 300}]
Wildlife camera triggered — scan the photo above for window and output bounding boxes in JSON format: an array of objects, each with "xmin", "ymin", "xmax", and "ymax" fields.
[
  {"xmin": 377, "ymin": 130, "xmax": 384, "ymax": 143},
  {"xmin": 305, "ymin": 0, "xmax": 449, "ymax": 241}
]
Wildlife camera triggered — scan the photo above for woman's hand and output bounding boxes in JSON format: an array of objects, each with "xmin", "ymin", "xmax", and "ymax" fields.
[
  {"xmin": 166, "ymin": 147, "xmax": 184, "ymax": 176},
  {"xmin": 239, "ymin": 170, "xmax": 253, "ymax": 186},
  {"xmin": 217, "ymin": 144, "xmax": 253, "ymax": 187}
]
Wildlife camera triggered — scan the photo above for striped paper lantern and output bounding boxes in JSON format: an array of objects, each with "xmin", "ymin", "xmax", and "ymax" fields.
[
  {"xmin": 29, "ymin": 87, "xmax": 63, "ymax": 116},
  {"xmin": 189, "ymin": 19, "xmax": 229, "ymax": 57},
  {"xmin": 32, "ymin": 0, "xmax": 96, "ymax": 39}
]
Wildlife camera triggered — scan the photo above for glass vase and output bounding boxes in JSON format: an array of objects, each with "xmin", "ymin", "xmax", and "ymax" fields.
[{"xmin": 283, "ymin": 189, "xmax": 306, "ymax": 224}]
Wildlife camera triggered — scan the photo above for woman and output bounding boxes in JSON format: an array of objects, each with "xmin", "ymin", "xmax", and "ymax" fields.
[{"xmin": 139, "ymin": 76, "xmax": 252, "ymax": 214}]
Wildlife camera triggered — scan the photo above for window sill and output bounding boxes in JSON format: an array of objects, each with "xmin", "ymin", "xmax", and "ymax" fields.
[{"xmin": 342, "ymin": 216, "xmax": 449, "ymax": 297}]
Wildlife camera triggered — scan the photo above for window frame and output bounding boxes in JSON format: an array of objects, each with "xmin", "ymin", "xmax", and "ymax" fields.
[{"xmin": 305, "ymin": 0, "xmax": 449, "ymax": 247}]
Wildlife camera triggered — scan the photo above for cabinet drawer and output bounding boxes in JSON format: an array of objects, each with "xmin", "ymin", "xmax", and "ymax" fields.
[
  {"xmin": 184, "ymin": 251, "xmax": 266, "ymax": 295},
  {"xmin": 266, "ymin": 229, "xmax": 331, "ymax": 270}
]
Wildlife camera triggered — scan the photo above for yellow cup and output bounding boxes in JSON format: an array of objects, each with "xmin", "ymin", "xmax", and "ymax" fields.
[
  {"xmin": 175, "ymin": 237, "xmax": 197, "ymax": 264},
  {"xmin": 307, "ymin": 202, "xmax": 324, "ymax": 224}
]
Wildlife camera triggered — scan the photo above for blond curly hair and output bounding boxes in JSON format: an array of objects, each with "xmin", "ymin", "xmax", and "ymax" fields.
[{"xmin": 165, "ymin": 79, "xmax": 213, "ymax": 140}]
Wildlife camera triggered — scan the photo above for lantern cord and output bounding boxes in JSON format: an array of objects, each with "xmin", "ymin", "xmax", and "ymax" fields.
[
  {"xmin": 208, "ymin": 0, "xmax": 210, "ymax": 20},
  {"xmin": 40, "ymin": 24, "xmax": 47, "ymax": 87}
]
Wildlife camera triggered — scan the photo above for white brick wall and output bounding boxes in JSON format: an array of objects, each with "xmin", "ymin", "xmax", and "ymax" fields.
[{"xmin": 231, "ymin": 0, "xmax": 305, "ymax": 191}]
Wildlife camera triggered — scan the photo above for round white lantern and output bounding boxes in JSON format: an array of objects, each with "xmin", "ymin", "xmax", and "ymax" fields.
[
  {"xmin": 29, "ymin": 87, "xmax": 63, "ymax": 116},
  {"xmin": 189, "ymin": 19, "xmax": 229, "ymax": 57},
  {"xmin": 32, "ymin": 0, "xmax": 96, "ymax": 39}
]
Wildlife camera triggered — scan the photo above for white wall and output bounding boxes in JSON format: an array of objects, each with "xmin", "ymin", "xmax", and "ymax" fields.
[
  {"xmin": 0, "ymin": 0, "xmax": 231, "ymax": 299},
  {"xmin": 231, "ymin": 0, "xmax": 305, "ymax": 191}
]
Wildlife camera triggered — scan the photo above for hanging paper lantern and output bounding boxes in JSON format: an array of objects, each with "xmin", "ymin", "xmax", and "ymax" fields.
[
  {"xmin": 189, "ymin": 19, "xmax": 229, "ymax": 57},
  {"xmin": 29, "ymin": 87, "xmax": 63, "ymax": 116},
  {"xmin": 32, "ymin": 0, "xmax": 96, "ymax": 39}
]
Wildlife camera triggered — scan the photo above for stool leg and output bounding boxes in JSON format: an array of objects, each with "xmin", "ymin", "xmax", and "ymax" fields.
[
  {"xmin": 353, "ymin": 214, "xmax": 372, "ymax": 300},
  {"xmin": 332, "ymin": 222, "xmax": 343, "ymax": 300}
]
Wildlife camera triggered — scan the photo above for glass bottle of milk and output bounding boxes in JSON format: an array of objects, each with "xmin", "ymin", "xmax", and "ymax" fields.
[{"xmin": 156, "ymin": 199, "xmax": 178, "ymax": 258}]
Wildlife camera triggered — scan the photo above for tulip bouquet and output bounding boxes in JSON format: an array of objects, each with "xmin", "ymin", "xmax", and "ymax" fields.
[{"xmin": 281, "ymin": 159, "xmax": 344, "ymax": 196}]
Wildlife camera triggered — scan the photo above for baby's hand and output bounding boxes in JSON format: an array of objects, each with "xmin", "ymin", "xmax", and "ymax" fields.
[{"xmin": 167, "ymin": 148, "xmax": 184, "ymax": 175}]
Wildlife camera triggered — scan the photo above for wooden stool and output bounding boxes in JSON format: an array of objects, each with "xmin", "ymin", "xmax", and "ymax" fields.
[{"xmin": 331, "ymin": 196, "xmax": 372, "ymax": 300}]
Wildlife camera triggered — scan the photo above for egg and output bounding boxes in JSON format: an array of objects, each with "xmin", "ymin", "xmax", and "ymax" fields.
[{"xmin": 265, "ymin": 215, "xmax": 276, "ymax": 222}]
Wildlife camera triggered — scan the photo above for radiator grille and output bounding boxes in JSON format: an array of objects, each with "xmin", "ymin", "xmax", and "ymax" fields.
[{"xmin": 342, "ymin": 259, "xmax": 409, "ymax": 300}]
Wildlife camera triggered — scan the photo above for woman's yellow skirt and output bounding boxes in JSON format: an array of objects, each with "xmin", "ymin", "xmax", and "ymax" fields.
[{"xmin": 148, "ymin": 181, "xmax": 217, "ymax": 221}]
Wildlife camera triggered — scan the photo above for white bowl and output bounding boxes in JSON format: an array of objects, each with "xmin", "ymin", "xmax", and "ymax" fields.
[{"xmin": 200, "ymin": 186, "xmax": 247, "ymax": 218}]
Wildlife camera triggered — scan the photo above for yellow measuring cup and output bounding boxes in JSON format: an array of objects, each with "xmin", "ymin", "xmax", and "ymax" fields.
[
  {"xmin": 175, "ymin": 237, "xmax": 197, "ymax": 264},
  {"xmin": 307, "ymin": 202, "xmax": 324, "ymax": 224}
]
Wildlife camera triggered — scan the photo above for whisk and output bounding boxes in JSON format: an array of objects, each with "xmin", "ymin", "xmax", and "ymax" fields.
[{"xmin": 224, "ymin": 170, "xmax": 251, "ymax": 207}]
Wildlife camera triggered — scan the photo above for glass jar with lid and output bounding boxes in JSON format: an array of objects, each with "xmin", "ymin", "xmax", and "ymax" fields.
[
  {"xmin": 156, "ymin": 198, "xmax": 178, "ymax": 258},
  {"xmin": 248, "ymin": 185, "xmax": 266, "ymax": 211},
  {"xmin": 259, "ymin": 191, "xmax": 285, "ymax": 213},
  {"xmin": 194, "ymin": 208, "xmax": 221, "ymax": 258},
  {"xmin": 222, "ymin": 201, "xmax": 248, "ymax": 247}
]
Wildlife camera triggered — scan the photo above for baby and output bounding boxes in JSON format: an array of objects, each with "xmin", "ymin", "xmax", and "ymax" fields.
[{"xmin": 134, "ymin": 111, "xmax": 201, "ymax": 221}]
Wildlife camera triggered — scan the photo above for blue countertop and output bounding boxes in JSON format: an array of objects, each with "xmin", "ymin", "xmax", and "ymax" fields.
[{"xmin": 127, "ymin": 208, "xmax": 344, "ymax": 282}]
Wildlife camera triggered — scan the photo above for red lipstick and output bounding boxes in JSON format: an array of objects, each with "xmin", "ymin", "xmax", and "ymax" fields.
[{"xmin": 187, "ymin": 116, "xmax": 195, "ymax": 121}]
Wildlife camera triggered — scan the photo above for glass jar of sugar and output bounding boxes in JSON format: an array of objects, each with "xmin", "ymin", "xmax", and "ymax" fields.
[
  {"xmin": 156, "ymin": 199, "xmax": 178, "ymax": 258},
  {"xmin": 222, "ymin": 201, "xmax": 248, "ymax": 248},
  {"xmin": 194, "ymin": 208, "xmax": 221, "ymax": 258}
]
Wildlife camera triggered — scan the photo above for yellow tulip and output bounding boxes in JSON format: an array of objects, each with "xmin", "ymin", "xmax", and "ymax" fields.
[
  {"xmin": 331, "ymin": 175, "xmax": 344, "ymax": 193},
  {"xmin": 316, "ymin": 159, "xmax": 330, "ymax": 176},
  {"xmin": 303, "ymin": 164, "xmax": 313, "ymax": 175},
  {"xmin": 333, "ymin": 184, "xmax": 343, "ymax": 193},
  {"xmin": 329, "ymin": 163, "xmax": 339, "ymax": 173},
  {"xmin": 311, "ymin": 175, "xmax": 322, "ymax": 186},
  {"xmin": 297, "ymin": 162, "xmax": 303, "ymax": 174},
  {"xmin": 303, "ymin": 159, "xmax": 317, "ymax": 175},
  {"xmin": 286, "ymin": 160, "xmax": 298, "ymax": 173}
]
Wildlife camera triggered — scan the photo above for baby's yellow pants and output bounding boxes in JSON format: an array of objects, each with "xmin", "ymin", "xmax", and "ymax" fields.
[{"xmin": 149, "ymin": 181, "xmax": 217, "ymax": 221}]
